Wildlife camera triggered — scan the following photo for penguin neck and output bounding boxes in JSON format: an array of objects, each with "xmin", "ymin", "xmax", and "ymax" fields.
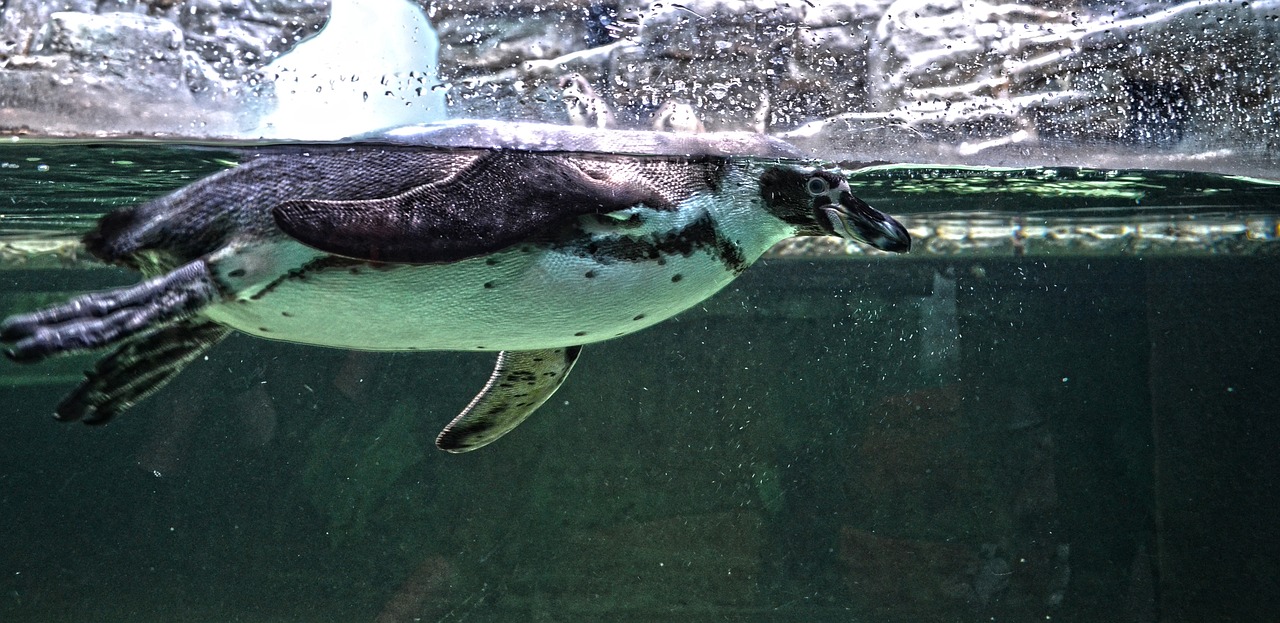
[{"xmin": 708, "ymin": 164, "xmax": 806, "ymax": 261}]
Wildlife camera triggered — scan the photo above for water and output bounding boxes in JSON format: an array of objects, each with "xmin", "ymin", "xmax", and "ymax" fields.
[{"xmin": 1, "ymin": 142, "xmax": 1278, "ymax": 622}]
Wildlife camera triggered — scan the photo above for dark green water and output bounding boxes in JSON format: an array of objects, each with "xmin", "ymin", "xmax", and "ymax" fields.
[{"xmin": 1, "ymin": 143, "xmax": 1278, "ymax": 622}]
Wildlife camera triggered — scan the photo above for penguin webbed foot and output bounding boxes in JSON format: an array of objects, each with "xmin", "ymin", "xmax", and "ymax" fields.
[
  {"xmin": 56, "ymin": 320, "xmax": 229, "ymax": 424},
  {"xmin": 1, "ymin": 260, "xmax": 220, "ymax": 363}
]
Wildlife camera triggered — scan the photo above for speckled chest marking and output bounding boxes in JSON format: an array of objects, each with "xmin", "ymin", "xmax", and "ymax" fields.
[{"xmin": 201, "ymin": 183, "xmax": 795, "ymax": 352}]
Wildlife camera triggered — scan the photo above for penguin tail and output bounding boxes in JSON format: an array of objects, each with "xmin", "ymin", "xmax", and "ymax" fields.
[{"xmin": 83, "ymin": 205, "xmax": 145, "ymax": 265}]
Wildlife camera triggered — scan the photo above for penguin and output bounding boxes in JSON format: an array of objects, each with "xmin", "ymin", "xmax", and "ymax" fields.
[
  {"xmin": 0, "ymin": 120, "xmax": 910, "ymax": 452},
  {"xmin": 559, "ymin": 73, "xmax": 617, "ymax": 129}
]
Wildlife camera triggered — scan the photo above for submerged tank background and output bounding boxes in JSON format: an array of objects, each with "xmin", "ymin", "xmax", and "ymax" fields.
[{"xmin": 1, "ymin": 1, "xmax": 1278, "ymax": 621}]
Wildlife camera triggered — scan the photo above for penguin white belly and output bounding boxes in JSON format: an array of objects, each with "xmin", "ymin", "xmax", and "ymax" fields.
[{"xmin": 201, "ymin": 241, "xmax": 743, "ymax": 351}]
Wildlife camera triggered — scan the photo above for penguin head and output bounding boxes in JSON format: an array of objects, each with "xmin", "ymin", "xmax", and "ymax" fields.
[
  {"xmin": 559, "ymin": 74, "xmax": 595, "ymax": 103},
  {"xmin": 759, "ymin": 166, "xmax": 911, "ymax": 253}
]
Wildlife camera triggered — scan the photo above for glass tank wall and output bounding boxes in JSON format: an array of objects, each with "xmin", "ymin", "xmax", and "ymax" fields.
[{"xmin": 1, "ymin": 1, "xmax": 1278, "ymax": 621}]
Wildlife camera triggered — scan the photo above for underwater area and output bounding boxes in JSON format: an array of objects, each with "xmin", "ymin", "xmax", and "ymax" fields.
[
  {"xmin": 1, "ymin": 143, "xmax": 1278, "ymax": 622},
  {"xmin": 2, "ymin": 0, "xmax": 1280, "ymax": 621}
]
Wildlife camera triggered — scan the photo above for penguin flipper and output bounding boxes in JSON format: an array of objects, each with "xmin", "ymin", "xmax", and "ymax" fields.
[
  {"xmin": 57, "ymin": 319, "xmax": 230, "ymax": 424},
  {"xmin": 273, "ymin": 151, "xmax": 714, "ymax": 264},
  {"xmin": 436, "ymin": 346, "xmax": 583, "ymax": 453}
]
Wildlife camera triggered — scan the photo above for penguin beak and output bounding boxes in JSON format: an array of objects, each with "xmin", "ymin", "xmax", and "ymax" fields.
[{"xmin": 818, "ymin": 193, "xmax": 911, "ymax": 253}]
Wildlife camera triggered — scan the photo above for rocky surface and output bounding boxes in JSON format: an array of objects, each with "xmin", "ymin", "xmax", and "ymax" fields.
[
  {"xmin": 0, "ymin": 0, "xmax": 1276, "ymax": 168},
  {"xmin": 0, "ymin": 0, "xmax": 328, "ymax": 135},
  {"xmin": 856, "ymin": 0, "xmax": 1280, "ymax": 152},
  {"xmin": 430, "ymin": 0, "xmax": 1279, "ymax": 164}
]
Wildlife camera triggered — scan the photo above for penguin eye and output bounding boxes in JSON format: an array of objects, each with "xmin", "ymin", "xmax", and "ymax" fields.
[{"xmin": 806, "ymin": 177, "xmax": 829, "ymax": 197}]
